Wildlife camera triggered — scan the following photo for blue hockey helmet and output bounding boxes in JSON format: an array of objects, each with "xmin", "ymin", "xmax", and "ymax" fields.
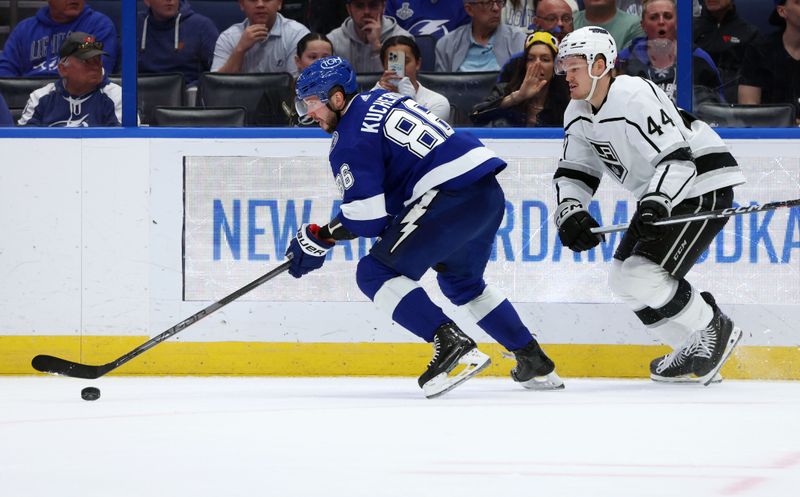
[{"xmin": 295, "ymin": 56, "xmax": 358, "ymax": 116}]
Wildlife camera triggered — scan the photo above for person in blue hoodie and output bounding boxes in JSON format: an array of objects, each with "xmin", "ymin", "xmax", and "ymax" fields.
[
  {"xmin": 18, "ymin": 32, "xmax": 123, "ymax": 127},
  {"xmin": 0, "ymin": 0, "xmax": 118, "ymax": 77},
  {"xmin": 0, "ymin": 94, "xmax": 13, "ymax": 126},
  {"xmin": 138, "ymin": 0, "xmax": 219, "ymax": 86}
]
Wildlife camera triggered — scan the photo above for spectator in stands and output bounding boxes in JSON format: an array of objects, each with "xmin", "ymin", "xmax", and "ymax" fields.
[
  {"xmin": 435, "ymin": 0, "xmax": 527, "ymax": 72},
  {"xmin": 738, "ymin": 0, "xmax": 800, "ymax": 124},
  {"xmin": 502, "ymin": 0, "xmax": 535, "ymax": 29},
  {"xmin": 18, "ymin": 32, "xmax": 122, "ymax": 127},
  {"xmin": 375, "ymin": 35, "xmax": 450, "ymax": 120},
  {"xmin": 616, "ymin": 0, "xmax": 723, "ymax": 105},
  {"xmin": 470, "ymin": 31, "xmax": 569, "ymax": 126},
  {"xmin": 531, "ymin": 0, "xmax": 576, "ymax": 42},
  {"xmin": 693, "ymin": 0, "xmax": 760, "ymax": 103},
  {"xmin": 617, "ymin": 0, "xmax": 644, "ymax": 18},
  {"xmin": 495, "ymin": 0, "xmax": 575, "ymax": 85},
  {"xmin": 327, "ymin": 0, "xmax": 412, "ymax": 72},
  {"xmin": 0, "ymin": 0, "xmax": 118, "ymax": 77},
  {"xmin": 212, "ymin": 0, "xmax": 310, "ymax": 75},
  {"xmin": 286, "ymin": 32, "xmax": 334, "ymax": 125},
  {"xmin": 138, "ymin": 0, "xmax": 219, "ymax": 86},
  {"xmin": 0, "ymin": 94, "xmax": 13, "ymax": 126},
  {"xmin": 385, "ymin": 0, "xmax": 470, "ymax": 39},
  {"xmin": 505, "ymin": 0, "xmax": 578, "ymax": 31},
  {"xmin": 574, "ymin": 0, "xmax": 644, "ymax": 51}
]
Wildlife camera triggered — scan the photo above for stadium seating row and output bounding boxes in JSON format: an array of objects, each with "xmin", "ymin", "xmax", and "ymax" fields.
[
  {"xmin": 1, "ymin": 70, "xmax": 795, "ymax": 127},
  {"xmin": 0, "ymin": 71, "xmax": 502, "ymax": 126}
]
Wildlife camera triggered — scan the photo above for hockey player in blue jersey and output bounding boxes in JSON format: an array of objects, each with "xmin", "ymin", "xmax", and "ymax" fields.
[{"xmin": 286, "ymin": 56, "xmax": 564, "ymax": 398}]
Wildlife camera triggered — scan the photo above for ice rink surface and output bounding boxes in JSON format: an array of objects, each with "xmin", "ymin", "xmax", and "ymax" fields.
[{"xmin": 2, "ymin": 376, "xmax": 799, "ymax": 497}]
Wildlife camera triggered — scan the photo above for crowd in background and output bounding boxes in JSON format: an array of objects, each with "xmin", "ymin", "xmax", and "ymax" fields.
[{"xmin": 0, "ymin": 0, "xmax": 797, "ymax": 127}]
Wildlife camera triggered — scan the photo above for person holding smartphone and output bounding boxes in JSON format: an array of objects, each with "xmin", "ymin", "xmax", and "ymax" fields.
[{"xmin": 375, "ymin": 36, "xmax": 451, "ymax": 121}]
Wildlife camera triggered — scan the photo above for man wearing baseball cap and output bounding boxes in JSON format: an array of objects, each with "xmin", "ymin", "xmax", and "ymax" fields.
[
  {"xmin": 738, "ymin": 0, "xmax": 800, "ymax": 125},
  {"xmin": 18, "ymin": 32, "xmax": 124, "ymax": 127}
]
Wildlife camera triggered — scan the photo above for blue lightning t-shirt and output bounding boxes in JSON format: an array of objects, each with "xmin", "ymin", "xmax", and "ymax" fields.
[
  {"xmin": 385, "ymin": 0, "xmax": 470, "ymax": 39},
  {"xmin": 329, "ymin": 90, "xmax": 506, "ymax": 237}
]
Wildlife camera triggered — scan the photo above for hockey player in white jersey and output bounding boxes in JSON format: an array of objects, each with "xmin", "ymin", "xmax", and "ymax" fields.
[
  {"xmin": 552, "ymin": 26, "xmax": 745, "ymax": 385},
  {"xmin": 287, "ymin": 56, "xmax": 564, "ymax": 398}
]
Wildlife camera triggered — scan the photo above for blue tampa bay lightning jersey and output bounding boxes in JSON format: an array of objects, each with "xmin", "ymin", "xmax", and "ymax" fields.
[{"xmin": 330, "ymin": 90, "xmax": 506, "ymax": 237}]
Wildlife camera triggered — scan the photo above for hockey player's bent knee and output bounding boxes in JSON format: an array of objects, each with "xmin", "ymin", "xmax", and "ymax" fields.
[
  {"xmin": 608, "ymin": 256, "xmax": 671, "ymax": 302},
  {"xmin": 355, "ymin": 255, "xmax": 399, "ymax": 300},
  {"xmin": 437, "ymin": 274, "xmax": 486, "ymax": 307}
]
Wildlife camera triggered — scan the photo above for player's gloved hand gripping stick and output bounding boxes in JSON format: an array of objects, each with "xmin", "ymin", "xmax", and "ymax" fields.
[
  {"xmin": 591, "ymin": 198, "xmax": 800, "ymax": 236},
  {"xmin": 31, "ymin": 259, "xmax": 293, "ymax": 379},
  {"xmin": 285, "ymin": 224, "xmax": 335, "ymax": 278}
]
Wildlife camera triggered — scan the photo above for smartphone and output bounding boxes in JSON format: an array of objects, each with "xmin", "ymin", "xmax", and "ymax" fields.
[{"xmin": 387, "ymin": 50, "xmax": 405, "ymax": 79}]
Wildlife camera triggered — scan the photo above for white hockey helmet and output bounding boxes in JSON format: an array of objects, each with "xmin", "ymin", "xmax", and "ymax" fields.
[{"xmin": 556, "ymin": 26, "xmax": 618, "ymax": 101}]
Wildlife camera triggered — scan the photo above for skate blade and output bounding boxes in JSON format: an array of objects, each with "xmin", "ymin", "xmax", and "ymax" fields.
[
  {"xmin": 422, "ymin": 349, "xmax": 491, "ymax": 399},
  {"xmin": 518, "ymin": 371, "xmax": 565, "ymax": 391},
  {"xmin": 699, "ymin": 326, "xmax": 743, "ymax": 386},
  {"xmin": 650, "ymin": 372, "xmax": 723, "ymax": 384}
]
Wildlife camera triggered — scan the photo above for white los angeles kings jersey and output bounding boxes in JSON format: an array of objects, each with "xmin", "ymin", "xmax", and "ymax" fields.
[{"xmin": 554, "ymin": 75, "xmax": 745, "ymax": 217}]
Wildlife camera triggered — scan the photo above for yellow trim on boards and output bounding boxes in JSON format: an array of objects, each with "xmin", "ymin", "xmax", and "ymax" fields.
[{"xmin": 2, "ymin": 336, "xmax": 798, "ymax": 379}]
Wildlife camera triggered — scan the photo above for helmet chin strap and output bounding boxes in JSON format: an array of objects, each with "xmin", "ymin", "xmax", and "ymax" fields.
[{"xmin": 583, "ymin": 62, "xmax": 612, "ymax": 102}]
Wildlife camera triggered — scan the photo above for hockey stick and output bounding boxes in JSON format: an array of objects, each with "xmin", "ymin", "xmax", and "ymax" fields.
[
  {"xmin": 31, "ymin": 259, "xmax": 293, "ymax": 379},
  {"xmin": 590, "ymin": 198, "xmax": 800, "ymax": 236}
]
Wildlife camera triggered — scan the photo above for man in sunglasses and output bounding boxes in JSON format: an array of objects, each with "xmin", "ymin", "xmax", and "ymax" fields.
[
  {"xmin": 18, "ymin": 32, "xmax": 124, "ymax": 127},
  {"xmin": 0, "ymin": 0, "xmax": 118, "ymax": 77}
]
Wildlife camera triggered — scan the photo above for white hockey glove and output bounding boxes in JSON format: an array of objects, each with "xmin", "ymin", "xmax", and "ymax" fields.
[{"xmin": 397, "ymin": 77, "xmax": 417, "ymax": 99}]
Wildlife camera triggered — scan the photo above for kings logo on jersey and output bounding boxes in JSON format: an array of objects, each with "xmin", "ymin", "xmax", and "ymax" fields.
[{"xmin": 587, "ymin": 139, "xmax": 628, "ymax": 182}]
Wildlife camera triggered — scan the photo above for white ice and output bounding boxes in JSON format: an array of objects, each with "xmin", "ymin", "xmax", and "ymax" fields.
[{"xmin": 2, "ymin": 376, "xmax": 799, "ymax": 497}]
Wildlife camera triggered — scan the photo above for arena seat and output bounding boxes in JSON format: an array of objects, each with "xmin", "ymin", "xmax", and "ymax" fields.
[
  {"xmin": 0, "ymin": 77, "xmax": 58, "ymax": 122},
  {"xmin": 414, "ymin": 35, "xmax": 436, "ymax": 72},
  {"xmin": 356, "ymin": 72, "xmax": 382, "ymax": 93},
  {"xmin": 109, "ymin": 72, "xmax": 185, "ymax": 124},
  {"xmin": 416, "ymin": 71, "xmax": 499, "ymax": 126},
  {"xmin": 197, "ymin": 72, "xmax": 293, "ymax": 126},
  {"xmin": 694, "ymin": 103, "xmax": 796, "ymax": 128},
  {"xmin": 151, "ymin": 106, "xmax": 247, "ymax": 127},
  {"xmin": 189, "ymin": 0, "xmax": 246, "ymax": 32},
  {"xmin": 734, "ymin": 0, "xmax": 779, "ymax": 37}
]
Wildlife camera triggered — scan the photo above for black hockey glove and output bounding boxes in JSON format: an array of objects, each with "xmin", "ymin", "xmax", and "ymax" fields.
[
  {"xmin": 630, "ymin": 195, "xmax": 670, "ymax": 242},
  {"xmin": 558, "ymin": 210, "xmax": 604, "ymax": 252},
  {"xmin": 286, "ymin": 224, "xmax": 335, "ymax": 278}
]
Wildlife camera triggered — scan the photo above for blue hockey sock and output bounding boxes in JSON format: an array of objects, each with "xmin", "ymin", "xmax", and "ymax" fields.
[
  {"xmin": 391, "ymin": 288, "xmax": 451, "ymax": 342},
  {"xmin": 473, "ymin": 298, "xmax": 533, "ymax": 351}
]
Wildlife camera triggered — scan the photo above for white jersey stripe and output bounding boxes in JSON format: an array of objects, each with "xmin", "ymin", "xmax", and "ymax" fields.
[
  {"xmin": 341, "ymin": 193, "xmax": 388, "ymax": 221},
  {"xmin": 406, "ymin": 146, "xmax": 496, "ymax": 206}
]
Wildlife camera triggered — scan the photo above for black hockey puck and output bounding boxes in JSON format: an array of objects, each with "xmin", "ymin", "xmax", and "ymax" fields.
[{"xmin": 81, "ymin": 386, "xmax": 101, "ymax": 401}]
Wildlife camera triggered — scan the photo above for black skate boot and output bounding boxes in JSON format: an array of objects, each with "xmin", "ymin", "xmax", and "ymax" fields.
[
  {"xmin": 650, "ymin": 342, "xmax": 698, "ymax": 382},
  {"xmin": 649, "ymin": 292, "xmax": 724, "ymax": 384},
  {"xmin": 418, "ymin": 322, "xmax": 491, "ymax": 399},
  {"xmin": 511, "ymin": 339, "xmax": 564, "ymax": 390},
  {"xmin": 691, "ymin": 292, "xmax": 742, "ymax": 386}
]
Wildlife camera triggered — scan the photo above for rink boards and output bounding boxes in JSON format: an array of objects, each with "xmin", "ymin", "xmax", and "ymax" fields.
[{"xmin": 0, "ymin": 137, "xmax": 798, "ymax": 378}]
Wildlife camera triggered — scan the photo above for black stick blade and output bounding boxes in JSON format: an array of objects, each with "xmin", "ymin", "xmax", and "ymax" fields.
[{"xmin": 31, "ymin": 355, "xmax": 104, "ymax": 379}]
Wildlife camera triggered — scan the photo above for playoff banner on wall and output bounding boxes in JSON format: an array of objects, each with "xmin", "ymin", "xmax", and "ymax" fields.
[{"xmin": 183, "ymin": 155, "xmax": 800, "ymax": 305}]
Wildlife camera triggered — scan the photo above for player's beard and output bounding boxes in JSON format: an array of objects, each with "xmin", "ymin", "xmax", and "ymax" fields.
[{"xmin": 319, "ymin": 109, "xmax": 341, "ymax": 133}]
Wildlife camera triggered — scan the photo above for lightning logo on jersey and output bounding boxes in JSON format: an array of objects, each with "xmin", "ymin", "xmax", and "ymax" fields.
[{"xmin": 391, "ymin": 190, "xmax": 438, "ymax": 253}]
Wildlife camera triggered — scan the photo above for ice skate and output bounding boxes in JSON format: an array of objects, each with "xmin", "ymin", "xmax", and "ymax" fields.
[
  {"xmin": 418, "ymin": 322, "xmax": 490, "ymax": 399},
  {"xmin": 691, "ymin": 293, "xmax": 742, "ymax": 386},
  {"xmin": 510, "ymin": 339, "xmax": 564, "ymax": 390},
  {"xmin": 650, "ymin": 344, "xmax": 722, "ymax": 384}
]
